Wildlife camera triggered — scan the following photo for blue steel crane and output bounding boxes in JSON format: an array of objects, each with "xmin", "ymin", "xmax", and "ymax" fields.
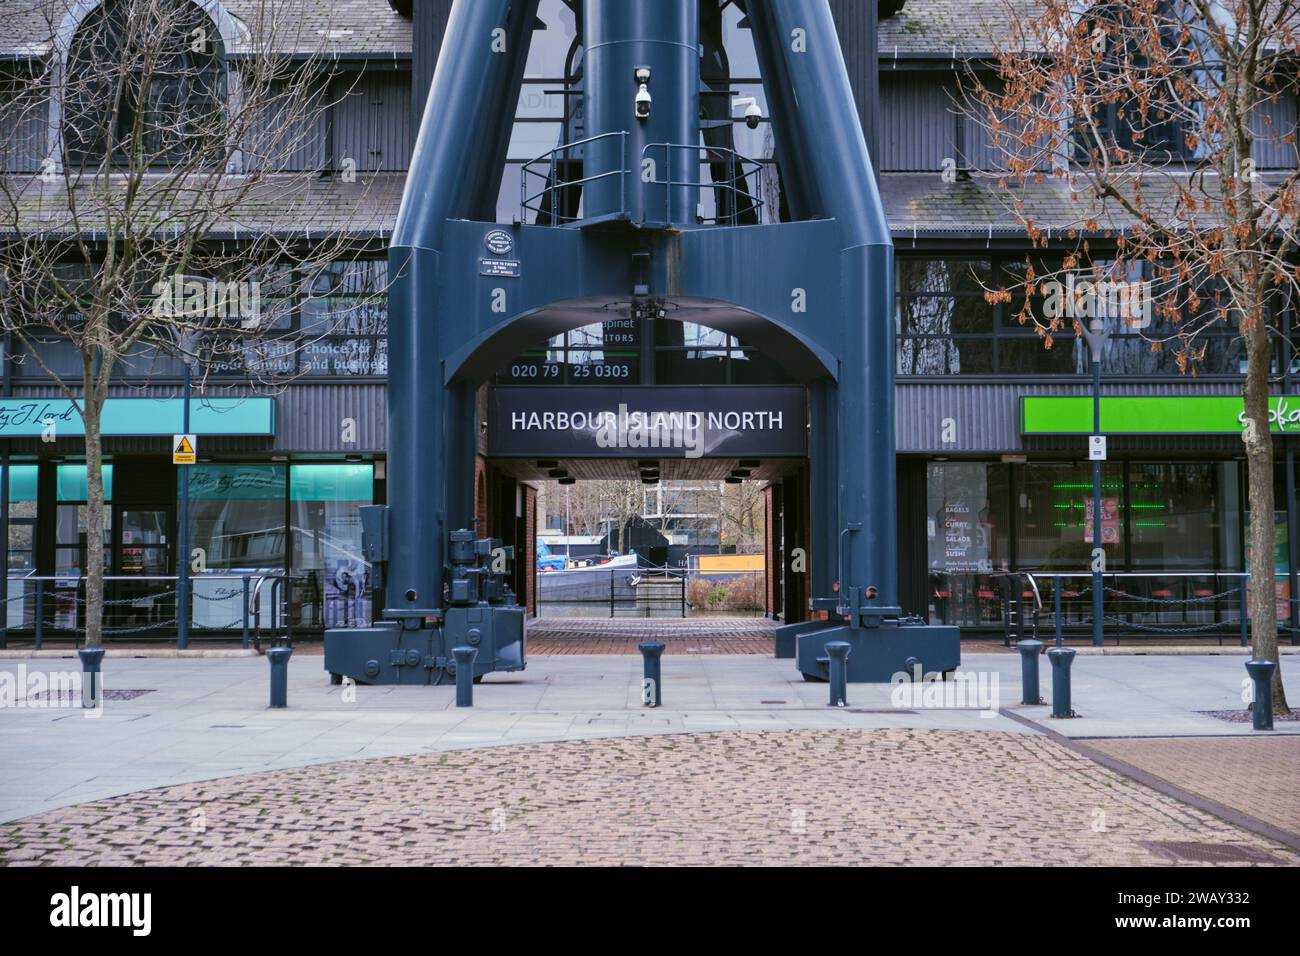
[{"xmin": 324, "ymin": 0, "xmax": 960, "ymax": 685}]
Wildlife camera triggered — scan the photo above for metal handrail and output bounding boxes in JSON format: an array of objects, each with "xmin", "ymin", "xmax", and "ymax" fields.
[
  {"xmin": 249, "ymin": 573, "xmax": 296, "ymax": 652},
  {"xmin": 0, "ymin": 572, "xmax": 267, "ymax": 650},
  {"xmin": 5, "ymin": 574, "xmax": 257, "ymax": 581},
  {"xmin": 641, "ymin": 141, "xmax": 766, "ymax": 225},
  {"xmin": 518, "ymin": 132, "xmax": 765, "ymax": 226},
  {"xmin": 1027, "ymin": 570, "xmax": 1254, "ymax": 579},
  {"xmin": 520, "ymin": 131, "xmax": 629, "ymax": 224}
]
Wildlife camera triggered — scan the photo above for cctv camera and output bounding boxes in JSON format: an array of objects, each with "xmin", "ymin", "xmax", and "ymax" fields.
[
  {"xmin": 633, "ymin": 67, "xmax": 651, "ymax": 120},
  {"xmin": 744, "ymin": 101, "xmax": 762, "ymax": 129}
]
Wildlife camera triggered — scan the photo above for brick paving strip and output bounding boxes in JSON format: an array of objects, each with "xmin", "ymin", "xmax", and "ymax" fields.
[
  {"xmin": 527, "ymin": 616, "xmax": 776, "ymax": 654},
  {"xmin": 1079, "ymin": 736, "xmax": 1300, "ymax": 846},
  {"xmin": 2, "ymin": 728, "xmax": 1296, "ymax": 866}
]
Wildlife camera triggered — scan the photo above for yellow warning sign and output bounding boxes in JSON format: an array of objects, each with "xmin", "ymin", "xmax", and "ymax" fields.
[{"xmin": 173, "ymin": 433, "xmax": 197, "ymax": 465}]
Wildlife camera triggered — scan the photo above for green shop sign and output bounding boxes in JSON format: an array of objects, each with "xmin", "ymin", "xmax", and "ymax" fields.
[
  {"xmin": 0, "ymin": 398, "xmax": 275, "ymax": 438},
  {"xmin": 1021, "ymin": 395, "xmax": 1300, "ymax": 435}
]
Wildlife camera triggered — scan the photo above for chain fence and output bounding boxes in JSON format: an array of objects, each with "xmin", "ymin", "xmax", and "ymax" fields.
[{"xmin": 0, "ymin": 574, "xmax": 281, "ymax": 648}]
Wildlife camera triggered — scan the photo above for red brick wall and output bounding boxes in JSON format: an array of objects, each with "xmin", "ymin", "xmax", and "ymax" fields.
[
  {"xmin": 523, "ymin": 484, "xmax": 537, "ymax": 616},
  {"xmin": 474, "ymin": 456, "xmax": 488, "ymax": 535}
]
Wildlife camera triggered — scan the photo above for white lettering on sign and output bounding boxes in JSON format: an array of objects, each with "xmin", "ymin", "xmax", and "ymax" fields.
[
  {"xmin": 1238, "ymin": 396, "xmax": 1300, "ymax": 433},
  {"xmin": 505, "ymin": 404, "xmax": 791, "ymax": 460}
]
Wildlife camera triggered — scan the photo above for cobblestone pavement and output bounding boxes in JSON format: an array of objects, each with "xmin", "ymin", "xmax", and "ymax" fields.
[
  {"xmin": 2, "ymin": 728, "xmax": 1296, "ymax": 866},
  {"xmin": 526, "ymin": 616, "xmax": 775, "ymax": 654},
  {"xmin": 1082, "ymin": 735, "xmax": 1300, "ymax": 839}
]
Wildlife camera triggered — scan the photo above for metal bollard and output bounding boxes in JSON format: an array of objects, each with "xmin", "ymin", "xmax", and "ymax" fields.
[
  {"xmin": 1047, "ymin": 646, "xmax": 1076, "ymax": 718},
  {"xmin": 638, "ymin": 641, "xmax": 665, "ymax": 707},
  {"xmin": 1238, "ymin": 578, "xmax": 1249, "ymax": 647},
  {"xmin": 77, "ymin": 647, "xmax": 105, "ymax": 710},
  {"xmin": 1053, "ymin": 574, "xmax": 1063, "ymax": 647},
  {"xmin": 1244, "ymin": 659, "xmax": 1276, "ymax": 731},
  {"xmin": 453, "ymin": 646, "xmax": 478, "ymax": 707},
  {"xmin": 267, "ymin": 646, "xmax": 292, "ymax": 708},
  {"xmin": 34, "ymin": 582, "xmax": 44, "ymax": 650},
  {"xmin": 1017, "ymin": 639, "xmax": 1044, "ymax": 704},
  {"xmin": 241, "ymin": 575, "xmax": 251, "ymax": 650},
  {"xmin": 826, "ymin": 641, "xmax": 851, "ymax": 707}
]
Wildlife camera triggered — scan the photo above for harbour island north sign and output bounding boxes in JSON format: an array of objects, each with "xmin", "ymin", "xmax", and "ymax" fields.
[{"xmin": 487, "ymin": 386, "xmax": 807, "ymax": 458}]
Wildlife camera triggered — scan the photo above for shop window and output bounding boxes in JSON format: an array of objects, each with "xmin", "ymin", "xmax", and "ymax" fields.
[
  {"xmin": 1243, "ymin": 464, "xmax": 1295, "ymax": 626},
  {"xmin": 4, "ymin": 465, "xmax": 38, "ymax": 572},
  {"xmin": 290, "ymin": 464, "xmax": 373, "ymax": 629},
  {"xmin": 925, "ymin": 462, "xmax": 1010, "ymax": 627},
  {"xmin": 54, "ymin": 463, "xmax": 113, "ymax": 579},
  {"xmin": 1016, "ymin": 463, "xmax": 1124, "ymax": 571},
  {"xmin": 187, "ymin": 464, "xmax": 286, "ymax": 572},
  {"xmin": 1127, "ymin": 463, "xmax": 1236, "ymax": 571}
]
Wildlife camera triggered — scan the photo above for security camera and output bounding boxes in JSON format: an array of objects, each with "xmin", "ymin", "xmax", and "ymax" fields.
[
  {"xmin": 634, "ymin": 67, "xmax": 651, "ymax": 121},
  {"xmin": 735, "ymin": 96, "xmax": 762, "ymax": 130}
]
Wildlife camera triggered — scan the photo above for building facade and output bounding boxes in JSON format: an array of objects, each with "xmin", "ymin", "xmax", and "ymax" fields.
[{"xmin": 1, "ymin": 0, "xmax": 1296, "ymax": 639}]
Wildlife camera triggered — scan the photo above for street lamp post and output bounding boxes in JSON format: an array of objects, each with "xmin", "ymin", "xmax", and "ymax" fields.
[
  {"xmin": 176, "ymin": 334, "xmax": 199, "ymax": 650},
  {"xmin": 1081, "ymin": 317, "xmax": 1108, "ymax": 648}
]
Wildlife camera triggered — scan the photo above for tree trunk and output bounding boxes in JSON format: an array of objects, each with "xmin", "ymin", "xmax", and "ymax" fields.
[
  {"xmin": 1242, "ymin": 313, "xmax": 1289, "ymax": 713},
  {"xmin": 82, "ymin": 396, "xmax": 105, "ymax": 649}
]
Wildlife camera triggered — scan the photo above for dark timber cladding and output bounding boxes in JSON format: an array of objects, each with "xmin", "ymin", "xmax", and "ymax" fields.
[{"xmin": 324, "ymin": 0, "xmax": 961, "ymax": 686}]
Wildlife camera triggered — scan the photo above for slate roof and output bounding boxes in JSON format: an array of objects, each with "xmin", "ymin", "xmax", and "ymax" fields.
[
  {"xmin": 1, "ymin": 1, "xmax": 1288, "ymax": 61},
  {"xmin": 877, "ymin": 0, "xmax": 1048, "ymax": 56},
  {"xmin": 1, "ymin": 170, "xmax": 405, "ymax": 238},
  {"xmin": 879, "ymin": 170, "xmax": 1298, "ymax": 237},
  {"xmin": 0, "ymin": 0, "xmax": 412, "ymax": 58},
  {"xmin": 877, "ymin": 0, "xmax": 1295, "ymax": 57},
  {"xmin": 4, "ymin": 167, "xmax": 1293, "ymax": 243}
]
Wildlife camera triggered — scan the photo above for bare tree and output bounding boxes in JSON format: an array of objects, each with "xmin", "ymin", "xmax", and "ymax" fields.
[
  {"xmin": 718, "ymin": 480, "xmax": 764, "ymax": 552},
  {"xmin": 955, "ymin": 0, "xmax": 1297, "ymax": 710},
  {"xmin": 595, "ymin": 479, "xmax": 645, "ymax": 555},
  {"xmin": 0, "ymin": 0, "xmax": 388, "ymax": 646},
  {"xmin": 537, "ymin": 479, "xmax": 613, "ymax": 538}
]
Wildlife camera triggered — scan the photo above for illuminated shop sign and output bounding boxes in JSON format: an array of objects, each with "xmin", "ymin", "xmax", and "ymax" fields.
[
  {"xmin": 1021, "ymin": 396, "xmax": 1300, "ymax": 435},
  {"xmin": 0, "ymin": 398, "xmax": 276, "ymax": 438}
]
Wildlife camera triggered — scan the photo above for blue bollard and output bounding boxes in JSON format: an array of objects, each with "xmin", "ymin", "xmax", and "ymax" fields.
[
  {"xmin": 1244, "ymin": 659, "xmax": 1276, "ymax": 731},
  {"xmin": 267, "ymin": 646, "xmax": 292, "ymax": 708},
  {"xmin": 638, "ymin": 641, "xmax": 665, "ymax": 707},
  {"xmin": 1047, "ymin": 646, "xmax": 1076, "ymax": 718},
  {"xmin": 1017, "ymin": 639, "xmax": 1044, "ymax": 704},
  {"xmin": 1053, "ymin": 574, "xmax": 1063, "ymax": 647},
  {"xmin": 77, "ymin": 647, "xmax": 105, "ymax": 710},
  {"xmin": 453, "ymin": 646, "xmax": 478, "ymax": 707},
  {"xmin": 826, "ymin": 641, "xmax": 851, "ymax": 707}
]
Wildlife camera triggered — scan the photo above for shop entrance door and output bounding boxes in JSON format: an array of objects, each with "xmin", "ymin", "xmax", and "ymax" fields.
[{"xmin": 113, "ymin": 506, "xmax": 174, "ymax": 633}]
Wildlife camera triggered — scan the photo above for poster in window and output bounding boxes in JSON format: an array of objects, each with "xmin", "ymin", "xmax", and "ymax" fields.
[{"xmin": 1083, "ymin": 496, "xmax": 1120, "ymax": 545}]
